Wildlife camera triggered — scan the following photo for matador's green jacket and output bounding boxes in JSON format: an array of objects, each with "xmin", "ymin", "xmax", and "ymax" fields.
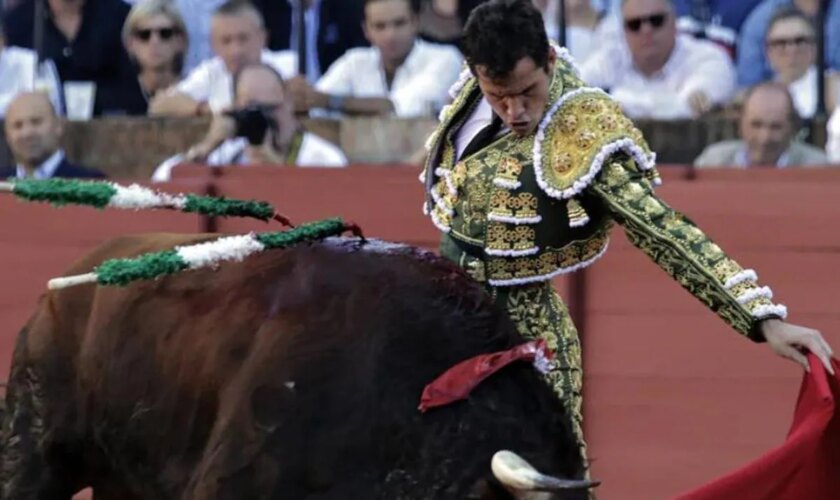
[{"xmin": 421, "ymin": 47, "xmax": 787, "ymax": 343}]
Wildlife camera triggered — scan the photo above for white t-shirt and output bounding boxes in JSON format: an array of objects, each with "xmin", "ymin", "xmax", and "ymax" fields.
[
  {"xmin": 315, "ymin": 40, "xmax": 463, "ymax": 118},
  {"xmin": 175, "ymin": 50, "xmax": 298, "ymax": 112},
  {"xmin": 580, "ymin": 34, "xmax": 736, "ymax": 119},
  {"xmin": 152, "ymin": 132, "xmax": 348, "ymax": 182},
  {"xmin": 0, "ymin": 47, "xmax": 61, "ymax": 117}
]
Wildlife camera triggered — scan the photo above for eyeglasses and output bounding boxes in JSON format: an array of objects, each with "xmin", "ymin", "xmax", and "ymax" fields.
[
  {"xmin": 766, "ymin": 36, "xmax": 815, "ymax": 50},
  {"xmin": 624, "ymin": 13, "xmax": 669, "ymax": 33},
  {"xmin": 133, "ymin": 27, "xmax": 179, "ymax": 42}
]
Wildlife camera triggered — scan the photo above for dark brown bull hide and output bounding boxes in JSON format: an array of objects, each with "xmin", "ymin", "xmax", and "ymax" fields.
[{"xmin": 0, "ymin": 234, "xmax": 586, "ymax": 499}]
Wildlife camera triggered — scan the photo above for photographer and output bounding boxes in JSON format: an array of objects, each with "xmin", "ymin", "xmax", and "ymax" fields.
[{"xmin": 152, "ymin": 63, "xmax": 347, "ymax": 182}]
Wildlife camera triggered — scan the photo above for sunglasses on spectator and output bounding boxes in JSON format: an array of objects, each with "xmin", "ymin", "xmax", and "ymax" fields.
[
  {"xmin": 766, "ymin": 36, "xmax": 815, "ymax": 49},
  {"xmin": 133, "ymin": 27, "xmax": 179, "ymax": 42},
  {"xmin": 624, "ymin": 13, "xmax": 668, "ymax": 32}
]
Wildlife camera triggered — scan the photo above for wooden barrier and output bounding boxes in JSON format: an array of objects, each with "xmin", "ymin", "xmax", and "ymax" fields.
[
  {"xmin": 0, "ymin": 115, "xmax": 761, "ymax": 179},
  {"xmin": 0, "ymin": 168, "xmax": 838, "ymax": 499}
]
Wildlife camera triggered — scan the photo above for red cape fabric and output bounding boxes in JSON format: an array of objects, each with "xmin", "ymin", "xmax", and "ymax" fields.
[{"xmin": 675, "ymin": 355, "xmax": 840, "ymax": 500}]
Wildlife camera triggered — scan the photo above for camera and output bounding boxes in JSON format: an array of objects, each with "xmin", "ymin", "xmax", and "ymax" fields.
[{"xmin": 226, "ymin": 105, "xmax": 278, "ymax": 146}]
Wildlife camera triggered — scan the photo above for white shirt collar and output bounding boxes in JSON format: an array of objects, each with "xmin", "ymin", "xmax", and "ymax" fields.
[{"xmin": 16, "ymin": 150, "xmax": 65, "ymax": 179}]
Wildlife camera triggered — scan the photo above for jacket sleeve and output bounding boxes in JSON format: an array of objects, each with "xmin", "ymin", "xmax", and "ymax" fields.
[{"xmin": 588, "ymin": 158, "xmax": 787, "ymax": 341}]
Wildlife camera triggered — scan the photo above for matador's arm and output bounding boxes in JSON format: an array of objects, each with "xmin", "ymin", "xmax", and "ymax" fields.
[{"xmin": 588, "ymin": 157, "xmax": 787, "ymax": 341}]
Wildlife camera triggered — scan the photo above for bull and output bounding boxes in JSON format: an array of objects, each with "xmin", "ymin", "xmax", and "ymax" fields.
[{"xmin": 0, "ymin": 233, "xmax": 595, "ymax": 499}]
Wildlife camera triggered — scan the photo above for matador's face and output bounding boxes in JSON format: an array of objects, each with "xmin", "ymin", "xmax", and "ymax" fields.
[{"xmin": 474, "ymin": 52, "xmax": 556, "ymax": 137}]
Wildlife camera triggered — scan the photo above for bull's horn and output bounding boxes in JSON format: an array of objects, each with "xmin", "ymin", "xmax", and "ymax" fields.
[{"xmin": 491, "ymin": 450, "xmax": 599, "ymax": 491}]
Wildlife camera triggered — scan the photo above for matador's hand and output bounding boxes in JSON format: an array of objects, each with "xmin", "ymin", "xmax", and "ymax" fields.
[{"xmin": 761, "ymin": 319, "xmax": 835, "ymax": 375}]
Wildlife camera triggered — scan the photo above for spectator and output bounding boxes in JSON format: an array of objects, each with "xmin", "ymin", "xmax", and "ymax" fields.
[
  {"xmin": 289, "ymin": 0, "xmax": 463, "ymax": 117},
  {"xmin": 96, "ymin": 0, "xmax": 188, "ymax": 116},
  {"xmin": 694, "ymin": 82, "xmax": 828, "ymax": 167},
  {"xmin": 671, "ymin": 0, "xmax": 763, "ymax": 58},
  {"xmin": 1, "ymin": 91, "xmax": 104, "ymax": 178},
  {"xmin": 737, "ymin": 0, "xmax": 840, "ymax": 87},
  {"xmin": 124, "ymin": 0, "xmax": 226, "ymax": 73},
  {"xmin": 251, "ymin": 0, "xmax": 368, "ymax": 83},
  {"xmin": 0, "ymin": 22, "xmax": 60, "ymax": 118},
  {"xmin": 581, "ymin": 0, "xmax": 736, "ymax": 119},
  {"xmin": 148, "ymin": 0, "xmax": 296, "ymax": 117},
  {"xmin": 2, "ymin": 0, "xmax": 133, "ymax": 112},
  {"xmin": 417, "ymin": 0, "xmax": 487, "ymax": 45},
  {"xmin": 152, "ymin": 63, "xmax": 347, "ymax": 182},
  {"xmin": 765, "ymin": 8, "xmax": 839, "ymax": 118},
  {"xmin": 534, "ymin": 0, "xmax": 618, "ymax": 62}
]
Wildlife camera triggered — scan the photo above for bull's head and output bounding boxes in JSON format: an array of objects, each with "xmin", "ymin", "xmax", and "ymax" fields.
[{"xmin": 491, "ymin": 451, "xmax": 599, "ymax": 500}]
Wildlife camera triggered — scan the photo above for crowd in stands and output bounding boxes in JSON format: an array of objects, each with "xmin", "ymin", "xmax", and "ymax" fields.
[{"xmin": 0, "ymin": 0, "xmax": 839, "ymax": 180}]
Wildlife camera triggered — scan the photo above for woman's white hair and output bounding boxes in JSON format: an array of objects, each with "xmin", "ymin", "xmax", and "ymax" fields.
[{"xmin": 121, "ymin": 0, "xmax": 189, "ymax": 50}]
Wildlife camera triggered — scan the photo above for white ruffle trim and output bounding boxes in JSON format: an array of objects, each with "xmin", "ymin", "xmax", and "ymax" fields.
[
  {"xmin": 448, "ymin": 66, "xmax": 473, "ymax": 99},
  {"xmin": 435, "ymin": 167, "xmax": 457, "ymax": 196},
  {"xmin": 753, "ymin": 304, "xmax": 789, "ymax": 320},
  {"xmin": 422, "ymin": 201, "xmax": 430, "ymax": 216},
  {"xmin": 424, "ymin": 130, "xmax": 439, "ymax": 151},
  {"xmin": 724, "ymin": 269, "xmax": 758, "ymax": 289},
  {"xmin": 551, "ymin": 42, "xmax": 581, "ymax": 77},
  {"xmin": 176, "ymin": 234, "xmax": 265, "ymax": 269},
  {"xmin": 109, "ymin": 183, "xmax": 185, "ymax": 210},
  {"xmin": 493, "ymin": 178, "xmax": 522, "ymax": 190},
  {"xmin": 437, "ymin": 104, "xmax": 453, "ymax": 123},
  {"xmin": 487, "ymin": 240, "xmax": 609, "ymax": 287},
  {"xmin": 485, "ymin": 246, "xmax": 540, "ymax": 258},
  {"xmin": 533, "ymin": 87, "xmax": 655, "ymax": 200},
  {"xmin": 429, "ymin": 186, "xmax": 454, "ymax": 216},
  {"xmin": 429, "ymin": 207, "xmax": 451, "ymax": 233},
  {"xmin": 737, "ymin": 286, "xmax": 773, "ymax": 305},
  {"xmin": 568, "ymin": 214, "xmax": 590, "ymax": 228},
  {"xmin": 487, "ymin": 213, "xmax": 543, "ymax": 225}
]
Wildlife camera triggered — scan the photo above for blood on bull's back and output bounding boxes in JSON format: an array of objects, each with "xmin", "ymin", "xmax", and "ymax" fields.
[{"xmin": 0, "ymin": 235, "xmax": 593, "ymax": 499}]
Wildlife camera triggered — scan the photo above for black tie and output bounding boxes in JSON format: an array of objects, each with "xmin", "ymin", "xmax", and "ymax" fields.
[{"xmin": 460, "ymin": 115, "xmax": 504, "ymax": 160}]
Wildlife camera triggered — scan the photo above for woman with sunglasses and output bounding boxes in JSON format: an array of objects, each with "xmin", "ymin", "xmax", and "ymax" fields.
[{"xmin": 95, "ymin": 0, "xmax": 188, "ymax": 116}]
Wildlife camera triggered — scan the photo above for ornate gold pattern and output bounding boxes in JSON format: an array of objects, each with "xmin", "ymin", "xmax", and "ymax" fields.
[
  {"xmin": 713, "ymin": 259, "xmax": 744, "ymax": 282},
  {"xmin": 566, "ymin": 198, "xmax": 590, "ymax": 226},
  {"xmin": 486, "ymin": 223, "xmax": 537, "ymax": 253},
  {"xmin": 537, "ymin": 90, "xmax": 653, "ymax": 195},
  {"xmin": 553, "ymin": 151, "xmax": 575, "ymax": 174},
  {"xmin": 499, "ymin": 284, "xmax": 586, "ymax": 456},
  {"xmin": 488, "ymin": 192, "xmax": 539, "ymax": 219},
  {"xmin": 485, "ymin": 227, "xmax": 610, "ymax": 281},
  {"xmin": 495, "ymin": 157, "xmax": 524, "ymax": 183}
]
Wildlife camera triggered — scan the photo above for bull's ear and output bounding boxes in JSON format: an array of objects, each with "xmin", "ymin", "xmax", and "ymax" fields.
[{"xmin": 491, "ymin": 451, "xmax": 599, "ymax": 494}]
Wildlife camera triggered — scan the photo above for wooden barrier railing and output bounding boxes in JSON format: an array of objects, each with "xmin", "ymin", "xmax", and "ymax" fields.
[
  {"xmin": 1, "ymin": 167, "xmax": 838, "ymax": 499},
  {"xmin": 0, "ymin": 116, "xmax": 758, "ymax": 179}
]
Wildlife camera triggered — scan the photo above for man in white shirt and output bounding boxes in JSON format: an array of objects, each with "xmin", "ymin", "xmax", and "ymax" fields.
[
  {"xmin": 0, "ymin": 24, "xmax": 61, "ymax": 118},
  {"xmin": 149, "ymin": 0, "xmax": 297, "ymax": 117},
  {"xmin": 152, "ymin": 63, "xmax": 347, "ymax": 182},
  {"xmin": 288, "ymin": 0, "xmax": 463, "ymax": 117},
  {"xmin": 1, "ymin": 92, "xmax": 104, "ymax": 179},
  {"xmin": 695, "ymin": 82, "xmax": 829, "ymax": 168},
  {"xmin": 580, "ymin": 0, "xmax": 736, "ymax": 119}
]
